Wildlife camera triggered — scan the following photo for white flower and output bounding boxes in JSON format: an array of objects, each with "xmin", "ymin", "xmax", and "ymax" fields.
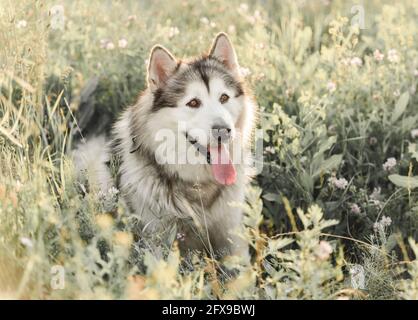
[
  {"xmin": 373, "ymin": 49, "xmax": 384, "ymax": 61},
  {"xmin": 16, "ymin": 20, "xmax": 27, "ymax": 28},
  {"xmin": 393, "ymin": 89, "xmax": 400, "ymax": 97},
  {"xmin": 387, "ymin": 49, "xmax": 399, "ymax": 63},
  {"xmin": 327, "ymin": 81, "xmax": 336, "ymax": 93},
  {"xmin": 382, "ymin": 157, "xmax": 397, "ymax": 171},
  {"xmin": 176, "ymin": 232, "xmax": 186, "ymax": 242},
  {"xmin": 228, "ymin": 25, "xmax": 236, "ymax": 34},
  {"xmin": 264, "ymin": 146, "xmax": 275, "ymax": 154},
  {"xmin": 50, "ymin": 4, "xmax": 64, "ymax": 15},
  {"xmin": 315, "ymin": 241, "xmax": 333, "ymax": 260},
  {"xmin": 373, "ymin": 215, "xmax": 392, "ymax": 232},
  {"xmin": 105, "ymin": 41, "xmax": 115, "ymax": 50},
  {"xmin": 210, "ymin": 21, "xmax": 217, "ymax": 28},
  {"xmin": 200, "ymin": 17, "xmax": 209, "ymax": 25},
  {"xmin": 350, "ymin": 57, "xmax": 362, "ymax": 67},
  {"xmin": 370, "ymin": 187, "xmax": 381, "ymax": 201},
  {"xmin": 118, "ymin": 38, "xmax": 128, "ymax": 48},
  {"xmin": 414, "ymin": 69, "xmax": 418, "ymax": 77},
  {"xmin": 381, "ymin": 215, "xmax": 392, "ymax": 227},
  {"xmin": 350, "ymin": 203, "xmax": 361, "ymax": 215},
  {"xmin": 168, "ymin": 27, "xmax": 179, "ymax": 38},
  {"xmin": 411, "ymin": 129, "xmax": 418, "ymax": 139},
  {"xmin": 329, "ymin": 176, "xmax": 349, "ymax": 190},
  {"xmin": 349, "ymin": 265, "xmax": 365, "ymax": 289},
  {"xmin": 20, "ymin": 237, "xmax": 33, "ymax": 248},
  {"xmin": 240, "ymin": 3, "xmax": 249, "ymax": 11}
]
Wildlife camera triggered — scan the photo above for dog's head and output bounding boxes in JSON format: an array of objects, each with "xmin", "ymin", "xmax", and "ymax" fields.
[{"xmin": 139, "ymin": 33, "xmax": 254, "ymax": 185}]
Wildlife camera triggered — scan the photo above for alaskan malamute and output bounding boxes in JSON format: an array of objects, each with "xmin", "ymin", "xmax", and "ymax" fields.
[{"xmin": 73, "ymin": 33, "xmax": 256, "ymax": 261}]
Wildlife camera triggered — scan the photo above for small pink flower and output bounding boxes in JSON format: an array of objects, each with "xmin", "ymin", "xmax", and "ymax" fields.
[
  {"xmin": 329, "ymin": 176, "xmax": 348, "ymax": 190},
  {"xmin": 373, "ymin": 49, "xmax": 384, "ymax": 62},
  {"xmin": 316, "ymin": 241, "xmax": 333, "ymax": 260},
  {"xmin": 350, "ymin": 57, "xmax": 362, "ymax": 67},
  {"xmin": 327, "ymin": 81, "xmax": 336, "ymax": 93},
  {"xmin": 383, "ymin": 157, "xmax": 397, "ymax": 171}
]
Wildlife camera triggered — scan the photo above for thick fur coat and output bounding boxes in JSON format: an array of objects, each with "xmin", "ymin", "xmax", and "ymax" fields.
[{"xmin": 73, "ymin": 33, "xmax": 256, "ymax": 260}]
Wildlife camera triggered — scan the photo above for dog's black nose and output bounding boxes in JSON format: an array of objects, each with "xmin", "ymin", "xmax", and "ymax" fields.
[{"xmin": 211, "ymin": 124, "xmax": 231, "ymax": 142}]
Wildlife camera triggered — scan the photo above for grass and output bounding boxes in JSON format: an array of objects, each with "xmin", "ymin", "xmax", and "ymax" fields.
[{"xmin": 0, "ymin": 0, "xmax": 418, "ymax": 299}]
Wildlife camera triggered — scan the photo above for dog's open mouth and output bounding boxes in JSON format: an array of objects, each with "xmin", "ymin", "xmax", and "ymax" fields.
[{"xmin": 186, "ymin": 133, "xmax": 236, "ymax": 186}]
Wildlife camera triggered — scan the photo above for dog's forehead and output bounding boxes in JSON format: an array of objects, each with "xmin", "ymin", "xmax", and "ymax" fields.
[
  {"xmin": 183, "ymin": 77, "xmax": 230, "ymax": 97},
  {"xmin": 174, "ymin": 57, "xmax": 242, "ymax": 94}
]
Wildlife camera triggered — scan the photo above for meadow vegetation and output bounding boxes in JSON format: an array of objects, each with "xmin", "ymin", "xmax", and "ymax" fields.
[{"xmin": 1, "ymin": 0, "xmax": 418, "ymax": 299}]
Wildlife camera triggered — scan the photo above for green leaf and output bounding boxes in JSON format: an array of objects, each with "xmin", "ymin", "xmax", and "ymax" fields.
[
  {"xmin": 388, "ymin": 174, "xmax": 418, "ymax": 189},
  {"xmin": 312, "ymin": 154, "xmax": 343, "ymax": 178},
  {"xmin": 391, "ymin": 91, "xmax": 409, "ymax": 123},
  {"xmin": 262, "ymin": 192, "xmax": 279, "ymax": 202}
]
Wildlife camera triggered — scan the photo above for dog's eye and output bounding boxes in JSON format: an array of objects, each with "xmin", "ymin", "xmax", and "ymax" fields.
[
  {"xmin": 186, "ymin": 98, "xmax": 201, "ymax": 108},
  {"xmin": 219, "ymin": 93, "xmax": 229, "ymax": 104}
]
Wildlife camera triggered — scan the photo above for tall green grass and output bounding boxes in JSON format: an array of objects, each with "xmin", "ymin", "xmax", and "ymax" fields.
[{"xmin": 0, "ymin": 0, "xmax": 418, "ymax": 299}]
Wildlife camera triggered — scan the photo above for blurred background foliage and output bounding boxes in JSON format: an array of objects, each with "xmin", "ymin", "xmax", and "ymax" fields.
[{"xmin": 1, "ymin": 0, "xmax": 418, "ymax": 299}]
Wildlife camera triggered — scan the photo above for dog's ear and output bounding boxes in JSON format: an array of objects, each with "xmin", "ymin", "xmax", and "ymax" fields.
[
  {"xmin": 147, "ymin": 45, "xmax": 177, "ymax": 91},
  {"xmin": 209, "ymin": 33, "xmax": 240, "ymax": 77}
]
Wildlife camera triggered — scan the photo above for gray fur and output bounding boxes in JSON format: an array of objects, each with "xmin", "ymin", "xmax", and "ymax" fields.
[{"xmin": 73, "ymin": 38, "xmax": 256, "ymax": 261}]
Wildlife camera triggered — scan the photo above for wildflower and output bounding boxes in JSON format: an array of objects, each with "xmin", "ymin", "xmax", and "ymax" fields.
[
  {"xmin": 393, "ymin": 89, "xmax": 400, "ymax": 97},
  {"xmin": 370, "ymin": 187, "xmax": 381, "ymax": 201},
  {"xmin": 168, "ymin": 26, "xmax": 179, "ymax": 38},
  {"xmin": 387, "ymin": 49, "xmax": 399, "ymax": 63},
  {"xmin": 118, "ymin": 38, "xmax": 128, "ymax": 48},
  {"xmin": 176, "ymin": 232, "xmax": 186, "ymax": 242},
  {"xmin": 127, "ymin": 15, "xmax": 137, "ymax": 21},
  {"xmin": 373, "ymin": 215, "xmax": 392, "ymax": 232},
  {"xmin": 228, "ymin": 25, "xmax": 236, "ymax": 34},
  {"xmin": 200, "ymin": 17, "xmax": 209, "ymax": 25},
  {"xmin": 414, "ymin": 69, "xmax": 418, "ymax": 77},
  {"xmin": 50, "ymin": 5, "xmax": 65, "ymax": 30},
  {"xmin": 329, "ymin": 176, "xmax": 349, "ymax": 190},
  {"xmin": 16, "ymin": 20, "xmax": 27, "ymax": 28},
  {"xmin": 264, "ymin": 146, "xmax": 275, "ymax": 154},
  {"xmin": 20, "ymin": 237, "xmax": 33, "ymax": 248},
  {"xmin": 350, "ymin": 203, "xmax": 361, "ymax": 215},
  {"xmin": 411, "ymin": 129, "xmax": 418, "ymax": 139},
  {"xmin": 240, "ymin": 66, "xmax": 251, "ymax": 77},
  {"xmin": 50, "ymin": 4, "xmax": 64, "ymax": 15},
  {"xmin": 327, "ymin": 81, "xmax": 336, "ymax": 93},
  {"xmin": 210, "ymin": 21, "xmax": 217, "ymax": 28},
  {"xmin": 373, "ymin": 49, "xmax": 384, "ymax": 61},
  {"xmin": 349, "ymin": 264, "xmax": 365, "ymax": 289},
  {"xmin": 350, "ymin": 57, "xmax": 362, "ymax": 67},
  {"xmin": 100, "ymin": 39, "xmax": 115, "ymax": 50},
  {"xmin": 315, "ymin": 240, "xmax": 333, "ymax": 260},
  {"xmin": 382, "ymin": 157, "xmax": 397, "ymax": 171},
  {"xmin": 240, "ymin": 3, "xmax": 249, "ymax": 12}
]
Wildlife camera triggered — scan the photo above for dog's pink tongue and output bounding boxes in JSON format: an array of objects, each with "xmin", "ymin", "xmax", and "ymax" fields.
[{"xmin": 209, "ymin": 144, "xmax": 236, "ymax": 185}]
